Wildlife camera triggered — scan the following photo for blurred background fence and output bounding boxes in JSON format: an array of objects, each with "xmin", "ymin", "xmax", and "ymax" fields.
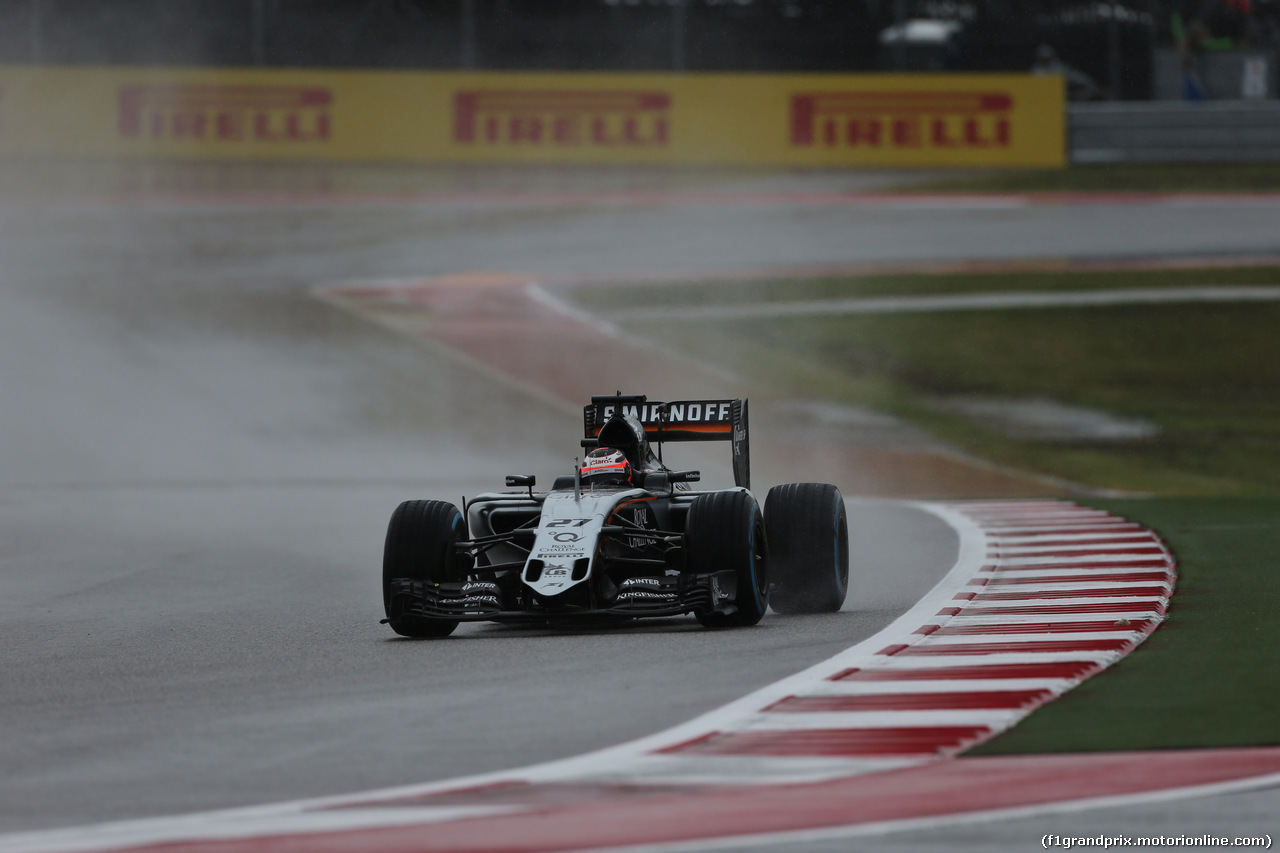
[
  {"xmin": 1, "ymin": 0, "xmax": 1276, "ymax": 101},
  {"xmin": 2, "ymin": 0, "xmax": 1278, "ymax": 164}
]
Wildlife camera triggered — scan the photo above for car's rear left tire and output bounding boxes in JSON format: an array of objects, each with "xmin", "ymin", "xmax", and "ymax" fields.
[
  {"xmin": 382, "ymin": 500, "xmax": 467, "ymax": 638},
  {"xmin": 686, "ymin": 490, "xmax": 769, "ymax": 628},
  {"xmin": 765, "ymin": 482, "xmax": 849, "ymax": 615}
]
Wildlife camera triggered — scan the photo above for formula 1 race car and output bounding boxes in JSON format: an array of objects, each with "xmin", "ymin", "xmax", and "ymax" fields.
[{"xmin": 381, "ymin": 394, "xmax": 849, "ymax": 637}]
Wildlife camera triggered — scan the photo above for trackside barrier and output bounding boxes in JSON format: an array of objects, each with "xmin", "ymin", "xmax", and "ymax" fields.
[
  {"xmin": 1070, "ymin": 101, "xmax": 1280, "ymax": 163},
  {"xmin": 0, "ymin": 66, "xmax": 1066, "ymax": 168}
]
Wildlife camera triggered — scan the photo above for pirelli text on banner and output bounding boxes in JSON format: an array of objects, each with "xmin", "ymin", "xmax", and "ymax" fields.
[
  {"xmin": 453, "ymin": 89, "xmax": 670, "ymax": 149},
  {"xmin": 0, "ymin": 67, "xmax": 1064, "ymax": 167},
  {"xmin": 117, "ymin": 84, "xmax": 333, "ymax": 144},
  {"xmin": 791, "ymin": 91, "xmax": 1012, "ymax": 151}
]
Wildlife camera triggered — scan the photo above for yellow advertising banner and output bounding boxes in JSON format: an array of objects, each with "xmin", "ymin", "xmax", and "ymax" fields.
[{"xmin": 0, "ymin": 66, "xmax": 1065, "ymax": 168}]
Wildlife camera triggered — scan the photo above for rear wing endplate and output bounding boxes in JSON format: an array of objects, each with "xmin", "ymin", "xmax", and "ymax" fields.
[{"xmin": 583, "ymin": 394, "xmax": 751, "ymax": 490}]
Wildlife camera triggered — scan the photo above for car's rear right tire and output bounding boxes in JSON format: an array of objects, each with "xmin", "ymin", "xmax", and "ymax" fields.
[
  {"xmin": 382, "ymin": 500, "xmax": 466, "ymax": 638},
  {"xmin": 765, "ymin": 482, "xmax": 849, "ymax": 615},
  {"xmin": 686, "ymin": 490, "xmax": 769, "ymax": 628}
]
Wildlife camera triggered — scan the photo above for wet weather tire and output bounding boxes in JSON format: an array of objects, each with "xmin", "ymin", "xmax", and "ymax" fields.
[
  {"xmin": 686, "ymin": 490, "xmax": 769, "ymax": 628},
  {"xmin": 382, "ymin": 500, "xmax": 467, "ymax": 638},
  {"xmin": 765, "ymin": 483, "xmax": 849, "ymax": 615}
]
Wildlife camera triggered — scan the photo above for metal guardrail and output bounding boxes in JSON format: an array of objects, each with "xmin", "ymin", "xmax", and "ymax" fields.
[{"xmin": 1069, "ymin": 101, "xmax": 1280, "ymax": 163}]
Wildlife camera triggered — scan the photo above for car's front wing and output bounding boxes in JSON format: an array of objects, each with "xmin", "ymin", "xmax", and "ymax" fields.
[{"xmin": 387, "ymin": 569, "xmax": 738, "ymax": 623}]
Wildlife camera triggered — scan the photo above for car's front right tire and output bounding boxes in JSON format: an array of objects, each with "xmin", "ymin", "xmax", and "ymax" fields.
[
  {"xmin": 686, "ymin": 490, "xmax": 769, "ymax": 628},
  {"xmin": 382, "ymin": 500, "xmax": 466, "ymax": 638}
]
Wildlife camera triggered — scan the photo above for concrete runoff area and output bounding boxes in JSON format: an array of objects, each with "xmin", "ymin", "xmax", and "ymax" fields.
[{"xmin": 1, "ymin": 162, "xmax": 1278, "ymax": 845}]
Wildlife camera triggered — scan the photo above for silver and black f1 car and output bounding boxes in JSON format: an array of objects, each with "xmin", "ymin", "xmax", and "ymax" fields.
[{"xmin": 381, "ymin": 394, "xmax": 849, "ymax": 637}]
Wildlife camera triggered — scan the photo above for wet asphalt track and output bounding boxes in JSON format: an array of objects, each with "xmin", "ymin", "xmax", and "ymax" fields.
[{"xmin": 1, "ymin": 165, "xmax": 1278, "ymax": 840}]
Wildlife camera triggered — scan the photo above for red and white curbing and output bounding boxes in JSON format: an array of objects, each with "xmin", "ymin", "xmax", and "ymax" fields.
[
  {"xmin": 617, "ymin": 499, "xmax": 1174, "ymax": 771},
  {"xmin": 0, "ymin": 500, "xmax": 1181, "ymax": 853}
]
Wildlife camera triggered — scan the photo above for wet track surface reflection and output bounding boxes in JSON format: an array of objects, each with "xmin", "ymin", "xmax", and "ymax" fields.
[{"xmin": 2, "ymin": 163, "xmax": 1278, "ymax": 840}]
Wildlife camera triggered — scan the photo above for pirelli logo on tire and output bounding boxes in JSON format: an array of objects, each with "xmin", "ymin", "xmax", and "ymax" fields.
[{"xmin": 452, "ymin": 90, "xmax": 671, "ymax": 148}]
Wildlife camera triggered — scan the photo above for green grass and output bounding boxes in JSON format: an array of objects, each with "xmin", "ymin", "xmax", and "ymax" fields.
[
  {"xmin": 571, "ymin": 266, "xmax": 1280, "ymax": 495},
  {"xmin": 905, "ymin": 163, "xmax": 1280, "ymax": 194},
  {"xmin": 969, "ymin": 496, "xmax": 1280, "ymax": 754}
]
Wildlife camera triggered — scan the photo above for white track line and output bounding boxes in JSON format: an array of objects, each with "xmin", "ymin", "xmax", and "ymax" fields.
[{"xmin": 614, "ymin": 285, "xmax": 1280, "ymax": 321}]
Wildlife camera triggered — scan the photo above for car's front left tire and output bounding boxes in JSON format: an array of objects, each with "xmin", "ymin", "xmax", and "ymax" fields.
[{"xmin": 765, "ymin": 482, "xmax": 849, "ymax": 615}]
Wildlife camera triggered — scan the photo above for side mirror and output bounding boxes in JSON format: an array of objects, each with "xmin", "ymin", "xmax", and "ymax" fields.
[
  {"xmin": 505, "ymin": 475, "xmax": 536, "ymax": 497},
  {"xmin": 668, "ymin": 470, "xmax": 701, "ymax": 484}
]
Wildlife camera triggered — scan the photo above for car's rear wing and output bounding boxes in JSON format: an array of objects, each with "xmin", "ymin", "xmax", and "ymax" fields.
[{"xmin": 583, "ymin": 394, "xmax": 750, "ymax": 490}]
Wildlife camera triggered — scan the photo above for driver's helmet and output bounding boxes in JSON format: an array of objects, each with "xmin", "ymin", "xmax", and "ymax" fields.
[{"xmin": 581, "ymin": 447, "xmax": 632, "ymax": 486}]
